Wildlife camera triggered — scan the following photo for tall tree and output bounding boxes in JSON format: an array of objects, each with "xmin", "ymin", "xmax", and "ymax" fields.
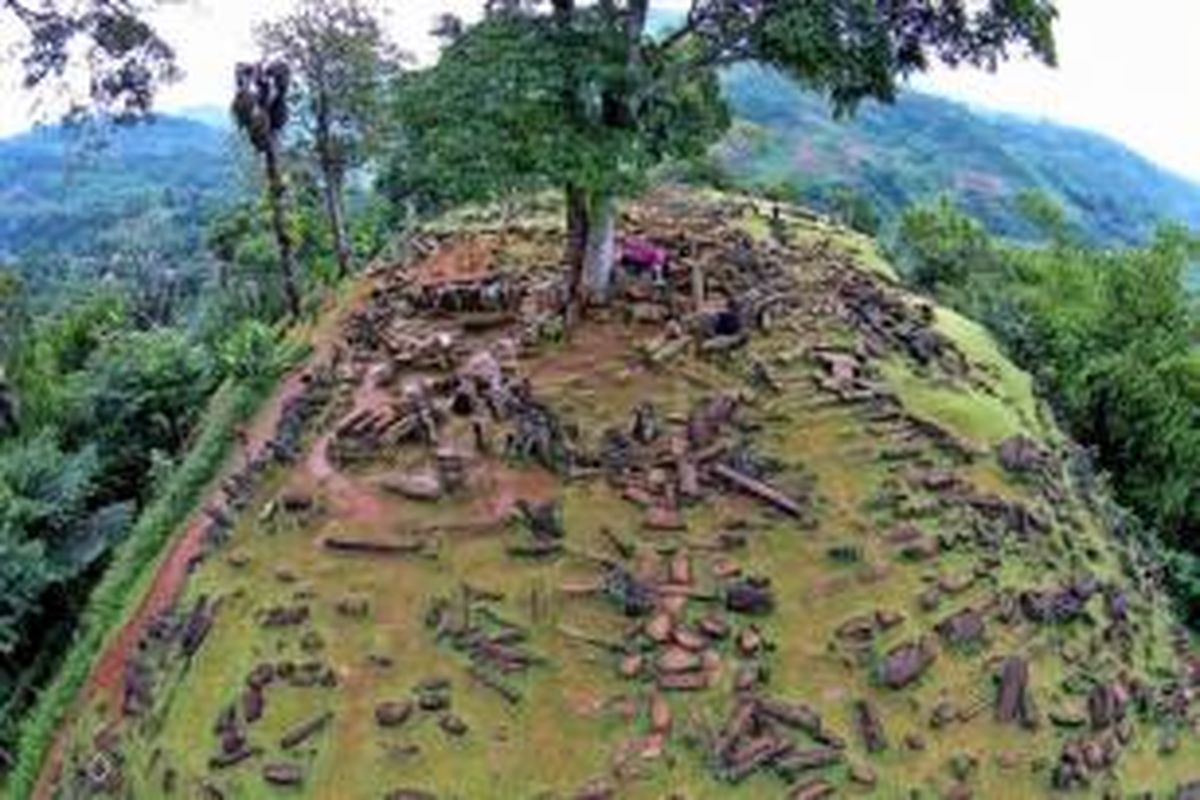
[
  {"xmin": 398, "ymin": 0, "xmax": 1057, "ymax": 306},
  {"xmin": 0, "ymin": 272, "xmax": 27, "ymax": 438},
  {"xmin": 3, "ymin": 0, "xmax": 177, "ymax": 119},
  {"xmin": 396, "ymin": 7, "xmax": 726, "ymax": 310},
  {"xmin": 232, "ymin": 60, "xmax": 302, "ymax": 317},
  {"xmin": 258, "ymin": 0, "xmax": 400, "ymax": 279}
]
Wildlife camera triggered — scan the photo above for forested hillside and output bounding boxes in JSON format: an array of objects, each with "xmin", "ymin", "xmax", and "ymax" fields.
[
  {"xmin": 716, "ymin": 64, "xmax": 1200, "ymax": 244},
  {"xmin": 0, "ymin": 117, "xmax": 238, "ymax": 299},
  {"xmin": 6, "ymin": 68, "xmax": 1200, "ymax": 307}
]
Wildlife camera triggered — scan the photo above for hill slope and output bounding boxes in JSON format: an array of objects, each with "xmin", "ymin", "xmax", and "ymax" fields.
[
  {"xmin": 0, "ymin": 116, "xmax": 237, "ymax": 293},
  {"xmin": 718, "ymin": 64, "xmax": 1200, "ymax": 243},
  {"xmin": 29, "ymin": 188, "xmax": 1200, "ymax": 799}
]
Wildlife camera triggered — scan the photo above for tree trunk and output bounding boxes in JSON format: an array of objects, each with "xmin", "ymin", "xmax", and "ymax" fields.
[
  {"xmin": 315, "ymin": 88, "xmax": 351, "ymax": 280},
  {"xmin": 565, "ymin": 182, "xmax": 589, "ymax": 289},
  {"xmin": 582, "ymin": 191, "xmax": 617, "ymax": 305},
  {"xmin": 322, "ymin": 167, "xmax": 352, "ymax": 279},
  {"xmin": 264, "ymin": 140, "xmax": 301, "ymax": 318},
  {"xmin": 0, "ymin": 379, "xmax": 17, "ymax": 437},
  {"xmin": 266, "ymin": 147, "xmax": 301, "ymax": 318},
  {"xmin": 572, "ymin": 0, "xmax": 644, "ymax": 305},
  {"xmin": 626, "ymin": 0, "xmax": 649, "ymax": 67}
]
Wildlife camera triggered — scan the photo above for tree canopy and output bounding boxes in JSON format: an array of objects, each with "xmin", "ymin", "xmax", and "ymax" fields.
[
  {"xmin": 3, "ymin": 0, "xmax": 177, "ymax": 119},
  {"xmin": 259, "ymin": 0, "xmax": 401, "ymax": 277},
  {"xmin": 392, "ymin": 12, "xmax": 726, "ymax": 212},
  {"xmin": 397, "ymin": 0, "xmax": 1059, "ymax": 201},
  {"xmin": 392, "ymin": 0, "xmax": 1058, "ymax": 301}
]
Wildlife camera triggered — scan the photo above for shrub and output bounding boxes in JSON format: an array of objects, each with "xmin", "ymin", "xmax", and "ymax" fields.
[{"xmin": 218, "ymin": 319, "xmax": 289, "ymax": 384}]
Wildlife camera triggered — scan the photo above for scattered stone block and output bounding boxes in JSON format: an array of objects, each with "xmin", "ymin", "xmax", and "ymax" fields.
[
  {"xmin": 376, "ymin": 701, "xmax": 414, "ymax": 728},
  {"xmin": 936, "ymin": 607, "xmax": 986, "ymax": 648},
  {"xmin": 854, "ymin": 699, "xmax": 888, "ymax": 753},
  {"xmin": 878, "ymin": 639, "xmax": 936, "ymax": 689},
  {"xmin": 280, "ymin": 712, "xmax": 333, "ymax": 750},
  {"xmin": 788, "ymin": 778, "xmax": 835, "ymax": 800},
  {"xmin": 439, "ymin": 714, "xmax": 468, "ymax": 737},
  {"xmin": 657, "ymin": 647, "xmax": 702, "ymax": 674},
  {"xmin": 648, "ymin": 692, "xmax": 672, "ymax": 734},
  {"xmin": 379, "ymin": 471, "xmax": 444, "ymax": 501},
  {"xmin": 996, "ymin": 435, "xmax": 1051, "ymax": 475},
  {"xmin": 996, "ymin": 656, "xmax": 1038, "ymax": 729},
  {"xmin": 726, "ymin": 577, "xmax": 775, "ymax": 615},
  {"xmin": 262, "ymin": 763, "xmax": 303, "ymax": 787}
]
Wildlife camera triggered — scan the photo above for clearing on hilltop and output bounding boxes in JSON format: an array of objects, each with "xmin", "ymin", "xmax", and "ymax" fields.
[{"xmin": 31, "ymin": 188, "xmax": 1200, "ymax": 799}]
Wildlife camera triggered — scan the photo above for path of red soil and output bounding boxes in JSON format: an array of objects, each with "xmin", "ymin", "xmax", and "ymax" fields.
[
  {"xmin": 31, "ymin": 287, "xmax": 364, "ymax": 800},
  {"xmin": 303, "ymin": 361, "xmax": 393, "ymax": 524},
  {"xmin": 33, "ymin": 244, "xmax": 553, "ymax": 797},
  {"xmin": 88, "ymin": 369, "xmax": 315, "ymax": 705},
  {"xmin": 413, "ymin": 238, "xmax": 497, "ymax": 287}
]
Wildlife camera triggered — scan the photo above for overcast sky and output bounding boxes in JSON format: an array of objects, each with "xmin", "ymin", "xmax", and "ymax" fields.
[{"xmin": 2, "ymin": 0, "xmax": 1199, "ymax": 179}]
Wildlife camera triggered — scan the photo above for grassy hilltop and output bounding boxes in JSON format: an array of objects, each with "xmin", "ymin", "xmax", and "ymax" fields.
[{"xmin": 32, "ymin": 187, "xmax": 1200, "ymax": 800}]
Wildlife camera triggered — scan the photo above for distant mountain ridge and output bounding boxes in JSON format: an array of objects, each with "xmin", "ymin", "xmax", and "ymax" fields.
[
  {"xmin": 716, "ymin": 63, "xmax": 1200, "ymax": 243},
  {"xmin": 3, "ymin": 65, "xmax": 1198, "ymax": 298},
  {"xmin": 0, "ymin": 115, "xmax": 238, "ymax": 295}
]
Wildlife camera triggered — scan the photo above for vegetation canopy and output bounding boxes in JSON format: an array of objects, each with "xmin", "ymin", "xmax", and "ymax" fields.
[
  {"xmin": 3, "ymin": 0, "xmax": 178, "ymax": 120},
  {"xmin": 259, "ymin": 0, "xmax": 402, "ymax": 279},
  {"xmin": 393, "ymin": 0, "xmax": 1057, "ymax": 305}
]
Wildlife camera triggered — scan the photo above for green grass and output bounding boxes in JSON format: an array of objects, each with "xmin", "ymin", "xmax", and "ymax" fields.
[
  {"xmin": 933, "ymin": 307, "xmax": 1049, "ymax": 441},
  {"xmin": 790, "ymin": 220, "xmax": 899, "ymax": 282},
  {"xmin": 721, "ymin": 187, "xmax": 898, "ymax": 282},
  {"xmin": 881, "ymin": 359, "xmax": 1027, "ymax": 448},
  {"xmin": 876, "ymin": 304, "xmax": 1053, "ymax": 450},
  {"xmin": 25, "ymin": 186, "xmax": 1200, "ymax": 799},
  {"xmin": 3, "ymin": 377, "xmax": 275, "ymax": 800}
]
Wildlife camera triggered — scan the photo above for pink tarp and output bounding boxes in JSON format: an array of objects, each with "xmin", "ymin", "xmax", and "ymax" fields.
[{"xmin": 622, "ymin": 237, "xmax": 669, "ymax": 270}]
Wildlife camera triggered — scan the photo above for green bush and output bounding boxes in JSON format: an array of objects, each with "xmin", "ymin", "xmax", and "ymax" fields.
[
  {"xmin": 827, "ymin": 186, "xmax": 881, "ymax": 236},
  {"xmin": 1168, "ymin": 550, "xmax": 1200, "ymax": 629},
  {"xmin": 218, "ymin": 319, "xmax": 287, "ymax": 383},
  {"xmin": 77, "ymin": 328, "xmax": 216, "ymax": 502},
  {"xmin": 895, "ymin": 196, "xmax": 1200, "ymax": 592},
  {"xmin": 891, "ymin": 196, "xmax": 999, "ymax": 292}
]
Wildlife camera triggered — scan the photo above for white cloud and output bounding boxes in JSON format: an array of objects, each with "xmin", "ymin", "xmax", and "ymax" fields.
[
  {"xmin": 2, "ymin": 0, "xmax": 1198, "ymax": 180},
  {"xmin": 149, "ymin": 0, "xmax": 483, "ymax": 114},
  {"xmin": 916, "ymin": 0, "xmax": 1200, "ymax": 179},
  {"xmin": 0, "ymin": 0, "xmax": 480, "ymax": 133}
]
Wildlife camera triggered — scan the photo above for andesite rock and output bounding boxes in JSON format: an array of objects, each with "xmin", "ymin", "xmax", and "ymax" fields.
[
  {"xmin": 879, "ymin": 639, "xmax": 936, "ymax": 690},
  {"xmin": 263, "ymin": 763, "xmax": 304, "ymax": 787}
]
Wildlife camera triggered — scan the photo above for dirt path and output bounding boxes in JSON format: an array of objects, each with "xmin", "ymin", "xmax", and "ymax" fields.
[
  {"xmin": 304, "ymin": 361, "xmax": 392, "ymax": 524},
  {"xmin": 87, "ymin": 368, "xmax": 316, "ymax": 706},
  {"xmin": 31, "ymin": 284, "xmax": 372, "ymax": 800},
  {"xmin": 30, "ymin": 241, "xmax": 534, "ymax": 797}
]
